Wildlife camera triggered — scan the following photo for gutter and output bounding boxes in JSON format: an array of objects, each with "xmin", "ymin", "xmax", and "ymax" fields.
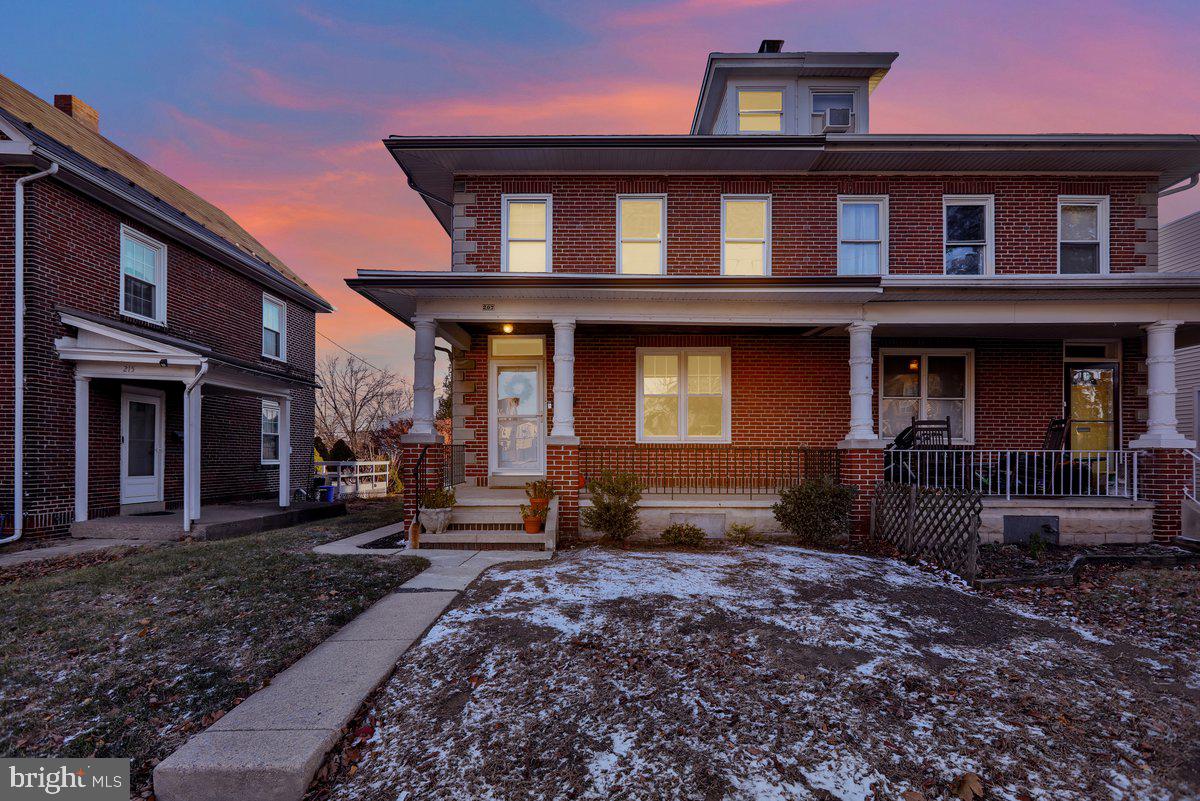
[
  {"xmin": 6, "ymin": 161, "xmax": 59, "ymax": 545},
  {"xmin": 1160, "ymin": 172, "xmax": 1199, "ymax": 197}
]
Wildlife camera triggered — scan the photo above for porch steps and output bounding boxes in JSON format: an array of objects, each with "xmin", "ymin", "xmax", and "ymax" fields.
[{"xmin": 416, "ymin": 487, "xmax": 556, "ymax": 551}]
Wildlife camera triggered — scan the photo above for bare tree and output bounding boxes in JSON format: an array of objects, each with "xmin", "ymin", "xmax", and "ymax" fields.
[{"xmin": 315, "ymin": 355, "xmax": 413, "ymax": 457}]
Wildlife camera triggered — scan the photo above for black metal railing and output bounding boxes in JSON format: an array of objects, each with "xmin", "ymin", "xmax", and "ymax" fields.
[{"xmin": 579, "ymin": 445, "xmax": 841, "ymax": 497}]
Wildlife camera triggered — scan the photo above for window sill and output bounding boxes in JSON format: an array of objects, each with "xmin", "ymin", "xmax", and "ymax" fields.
[
  {"xmin": 260, "ymin": 460, "xmax": 281, "ymax": 467},
  {"xmin": 262, "ymin": 353, "xmax": 288, "ymax": 364},
  {"xmin": 120, "ymin": 311, "xmax": 166, "ymax": 327}
]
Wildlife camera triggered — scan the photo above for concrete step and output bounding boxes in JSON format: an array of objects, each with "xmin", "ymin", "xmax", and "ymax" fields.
[
  {"xmin": 419, "ymin": 529, "xmax": 552, "ymax": 550},
  {"xmin": 448, "ymin": 506, "xmax": 524, "ymax": 525}
]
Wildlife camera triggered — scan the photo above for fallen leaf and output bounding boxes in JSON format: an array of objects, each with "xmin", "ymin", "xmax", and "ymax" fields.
[
  {"xmin": 901, "ymin": 791, "xmax": 926, "ymax": 801},
  {"xmin": 953, "ymin": 772, "xmax": 984, "ymax": 800}
]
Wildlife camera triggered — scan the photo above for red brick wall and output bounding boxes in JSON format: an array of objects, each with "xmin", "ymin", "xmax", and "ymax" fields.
[
  {"xmin": 461, "ymin": 175, "xmax": 1154, "ymax": 275},
  {"xmin": 1138, "ymin": 449, "xmax": 1191, "ymax": 541},
  {"xmin": 0, "ymin": 167, "xmax": 319, "ymax": 537}
]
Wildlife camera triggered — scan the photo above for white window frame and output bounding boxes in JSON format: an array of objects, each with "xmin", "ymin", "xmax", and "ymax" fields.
[
  {"xmin": 119, "ymin": 224, "xmax": 168, "ymax": 324},
  {"xmin": 878, "ymin": 348, "xmax": 975, "ymax": 444},
  {"xmin": 635, "ymin": 347, "xmax": 732, "ymax": 444},
  {"xmin": 720, "ymin": 195, "xmax": 772, "ymax": 276},
  {"xmin": 616, "ymin": 194, "xmax": 667, "ymax": 274},
  {"xmin": 837, "ymin": 195, "xmax": 889, "ymax": 275},
  {"xmin": 736, "ymin": 87, "xmax": 785, "ymax": 134},
  {"xmin": 1057, "ymin": 195, "xmax": 1110, "ymax": 275},
  {"xmin": 262, "ymin": 293, "xmax": 287, "ymax": 361},
  {"xmin": 500, "ymin": 194, "xmax": 552, "ymax": 273},
  {"xmin": 942, "ymin": 195, "xmax": 995, "ymax": 276},
  {"xmin": 261, "ymin": 399, "xmax": 281, "ymax": 465},
  {"xmin": 809, "ymin": 89, "xmax": 858, "ymax": 133}
]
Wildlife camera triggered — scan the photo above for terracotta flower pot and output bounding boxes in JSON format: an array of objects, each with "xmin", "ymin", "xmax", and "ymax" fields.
[{"xmin": 523, "ymin": 516, "xmax": 544, "ymax": 534}]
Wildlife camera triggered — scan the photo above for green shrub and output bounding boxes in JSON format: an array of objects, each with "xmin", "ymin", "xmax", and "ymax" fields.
[
  {"xmin": 419, "ymin": 487, "xmax": 456, "ymax": 509},
  {"xmin": 662, "ymin": 522, "xmax": 706, "ymax": 548},
  {"xmin": 387, "ymin": 460, "xmax": 404, "ymax": 496},
  {"xmin": 726, "ymin": 522, "xmax": 758, "ymax": 546},
  {"xmin": 1027, "ymin": 529, "xmax": 1048, "ymax": 560},
  {"xmin": 582, "ymin": 470, "xmax": 642, "ymax": 544},
  {"xmin": 771, "ymin": 478, "xmax": 856, "ymax": 547},
  {"xmin": 519, "ymin": 503, "xmax": 548, "ymax": 521}
]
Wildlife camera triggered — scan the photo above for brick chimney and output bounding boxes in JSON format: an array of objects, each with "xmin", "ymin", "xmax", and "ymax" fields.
[{"xmin": 53, "ymin": 94, "xmax": 99, "ymax": 132}]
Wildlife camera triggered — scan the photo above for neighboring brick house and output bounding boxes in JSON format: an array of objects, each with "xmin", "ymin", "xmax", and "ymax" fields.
[
  {"xmin": 351, "ymin": 42, "xmax": 1200, "ymax": 547},
  {"xmin": 0, "ymin": 75, "xmax": 332, "ymax": 540}
]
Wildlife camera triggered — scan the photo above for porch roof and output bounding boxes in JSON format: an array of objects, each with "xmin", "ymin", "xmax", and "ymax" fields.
[{"xmin": 55, "ymin": 308, "xmax": 317, "ymax": 392}]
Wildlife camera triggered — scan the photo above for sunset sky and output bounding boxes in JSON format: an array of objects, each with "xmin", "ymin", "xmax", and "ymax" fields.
[{"xmin": 7, "ymin": 0, "xmax": 1200, "ymax": 379}]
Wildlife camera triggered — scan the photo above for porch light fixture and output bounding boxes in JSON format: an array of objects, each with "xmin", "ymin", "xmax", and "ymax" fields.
[
  {"xmin": 908, "ymin": 359, "xmax": 919, "ymax": 372},
  {"xmin": 502, "ymin": 323, "xmax": 515, "ymax": 334}
]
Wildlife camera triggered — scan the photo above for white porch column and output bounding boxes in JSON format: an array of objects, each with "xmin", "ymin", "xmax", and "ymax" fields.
[
  {"xmin": 549, "ymin": 318, "xmax": 578, "ymax": 444},
  {"xmin": 1131, "ymin": 320, "xmax": 1196, "ymax": 449},
  {"xmin": 183, "ymin": 386, "xmax": 203, "ymax": 530},
  {"xmin": 410, "ymin": 316, "xmax": 437, "ymax": 438},
  {"xmin": 278, "ymin": 395, "xmax": 291, "ymax": 508},
  {"xmin": 841, "ymin": 321, "xmax": 879, "ymax": 446},
  {"xmin": 74, "ymin": 376, "xmax": 89, "ymax": 522}
]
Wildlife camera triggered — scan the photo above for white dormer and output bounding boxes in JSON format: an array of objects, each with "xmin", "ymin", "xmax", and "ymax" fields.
[{"xmin": 691, "ymin": 42, "xmax": 897, "ymax": 136}]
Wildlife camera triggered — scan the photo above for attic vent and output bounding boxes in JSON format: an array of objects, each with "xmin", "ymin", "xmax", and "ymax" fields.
[{"xmin": 758, "ymin": 39, "xmax": 784, "ymax": 53}]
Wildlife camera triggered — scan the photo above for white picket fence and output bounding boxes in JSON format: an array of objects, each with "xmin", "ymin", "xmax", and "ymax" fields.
[{"xmin": 314, "ymin": 461, "xmax": 391, "ymax": 498}]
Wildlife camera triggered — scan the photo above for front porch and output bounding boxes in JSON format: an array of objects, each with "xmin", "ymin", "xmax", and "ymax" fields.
[
  {"xmin": 70, "ymin": 500, "xmax": 346, "ymax": 542},
  {"xmin": 372, "ymin": 277, "xmax": 1200, "ymax": 544}
]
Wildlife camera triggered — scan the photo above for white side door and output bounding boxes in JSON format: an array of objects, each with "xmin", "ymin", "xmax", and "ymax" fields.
[{"xmin": 121, "ymin": 389, "xmax": 165, "ymax": 506}]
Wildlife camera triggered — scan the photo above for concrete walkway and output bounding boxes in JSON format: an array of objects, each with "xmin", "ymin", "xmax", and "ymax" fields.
[
  {"xmin": 0, "ymin": 538, "xmax": 143, "ymax": 568},
  {"xmin": 154, "ymin": 523, "xmax": 551, "ymax": 801}
]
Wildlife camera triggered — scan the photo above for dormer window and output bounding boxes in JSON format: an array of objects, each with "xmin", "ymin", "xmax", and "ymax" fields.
[
  {"xmin": 737, "ymin": 90, "xmax": 783, "ymax": 133},
  {"xmin": 811, "ymin": 92, "xmax": 855, "ymax": 133}
]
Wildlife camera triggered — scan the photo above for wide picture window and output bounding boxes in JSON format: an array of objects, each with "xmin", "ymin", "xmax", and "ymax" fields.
[{"xmin": 638, "ymin": 349, "xmax": 729, "ymax": 442}]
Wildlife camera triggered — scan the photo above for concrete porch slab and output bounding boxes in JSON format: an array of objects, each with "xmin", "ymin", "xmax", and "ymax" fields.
[{"xmin": 71, "ymin": 501, "xmax": 346, "ymax": 542}]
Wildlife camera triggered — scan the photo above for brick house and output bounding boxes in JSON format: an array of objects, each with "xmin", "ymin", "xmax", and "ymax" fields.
[
  {"xmin": 351, "ymin": 43, "xmax": 1200, "ymax": 547},
  {"xmin": 0, "ymin": 75, "xmax": 332, "ymax": 540}
]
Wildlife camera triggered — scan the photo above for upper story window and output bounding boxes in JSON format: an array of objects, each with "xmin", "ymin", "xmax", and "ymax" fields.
[
  {"xmin": 943, "ymin": 195, "xmax": 995, "ymax": 276},
  {"xmin": 737, "ymin": 89, "xmax": 783, "ymax": 133},
  {"xmin": 721, "ymin": 196, "xmax": 770, "ymax": 275},
  {"xmin": 262, "ymin": 294, "xmax": 286, "ymax": 361},
  {"xmin": 617, "ymin": 195, "xmax": 666, "ymax": 274},
  {"xmin": 261, "ymin": 399, "xmax": 280, "ymax": 465},
  {"xmin": 838, "ymin": 196, "xmax": 888, "ymax": 275},
  {"xmin": 637, "ymin": 347, "xmax": 731, "ymax": 443},
  {"xmin": 501, "ymin": 195, "xmax": 551, "ymax": 272},
  {"xmin": 120, "ymin": 225, "xmax": 167, "ymax": 324},
  {"xmin": 811, "ymin": 92, "xmax": 855, "ymax": 133},
  {"xmin": 1058, "ymin": 196, "xmax": 1110, "ymax": 274}
]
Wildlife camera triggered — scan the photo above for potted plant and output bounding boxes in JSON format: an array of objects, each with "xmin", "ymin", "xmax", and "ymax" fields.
[
  {"xmin": 520, "ymin": 503, "xmax": 548, "ymax": 534},
  {"xmin": 524, "ymin": 480, "xmax": 557, "ymax": 514},
  {"xmin": 419, "ymin": 487, "xmax": 456, "ymax": 536}
]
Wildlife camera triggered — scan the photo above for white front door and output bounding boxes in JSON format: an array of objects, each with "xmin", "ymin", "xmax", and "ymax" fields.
[
  {"xmin": 491, "ymin": 361, "xmax": 545, "ymax": 475},
  {"xmin": 121, "ymin": 390, "xmax": 164, "ymax": 506}
]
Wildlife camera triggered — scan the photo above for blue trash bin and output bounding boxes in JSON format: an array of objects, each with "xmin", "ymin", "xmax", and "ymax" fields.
[{"xmin": 319, "ymin": 485, "xmax": 337, "ymax": 503}]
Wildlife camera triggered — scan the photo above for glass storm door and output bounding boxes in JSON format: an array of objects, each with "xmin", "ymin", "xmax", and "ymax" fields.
[
  {"xmin": 1066, "ymin": 364, "xmax": 1117, "ymax": 452},
  {"xmin": 492, "ymin": 363, "xmax": 544, "ymax": 474},
  {"xmin": 121, "ymin": 392, "xmax": 163, "ymax": 505}
]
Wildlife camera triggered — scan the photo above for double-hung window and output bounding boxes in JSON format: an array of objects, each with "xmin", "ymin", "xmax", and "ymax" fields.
[
  {"xmin": 502, "ymin": 195, "xmax": 551, "ymax": 272},
  {"xmin": 837, "ymin": 196, "xmax": 888, "ymax": 275},
  {"xmin": 120, "ymin": 225, "xmax": 167, "ymax": 323},
  {"xmin": 1058, "ymin": 196, "xmax": 1109, "ymax": 274},
  {"xmin": 943, "ymin": 195, "xmax": 994, "ymax": 276},
  {"xmin": 617, "ymin": 195, "xmax": 665, "ymax": 274},
  {"xmin": 262, "ymin": 294, "xmax": 286, "ymax": 360},
  {"xmin": 737, "ymin": 89, "xmax": 783, "ymax": 133},
  {"xmin": 722, "ymin": 196, "xmax": 770, "ymax": 275},
  {"xmin": 880, "ymin": 350, "xmax": 973, "ymax": 442},
  {"xmin": 637, "ymin": 348, "xmax": 730, "ymax": 443},
  {"xmin": 261, "ymin": 400, "xmax": 281, "ymax": 464}
]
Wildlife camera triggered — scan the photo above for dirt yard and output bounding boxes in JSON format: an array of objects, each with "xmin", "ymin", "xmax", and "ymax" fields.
[{"xmin": 318, "ymin": 546, "xmax": 1199, "ymax": 801}]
